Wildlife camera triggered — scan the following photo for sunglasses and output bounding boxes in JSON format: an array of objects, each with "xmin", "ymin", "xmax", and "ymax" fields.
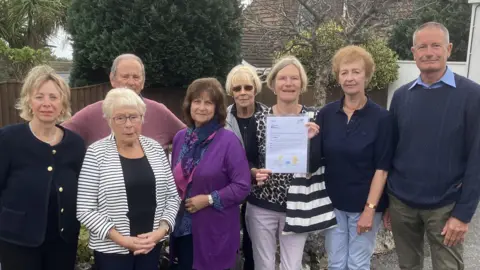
[{"xmin": 232, "ymin": 85, "xmax": 254, "ymax": 92}]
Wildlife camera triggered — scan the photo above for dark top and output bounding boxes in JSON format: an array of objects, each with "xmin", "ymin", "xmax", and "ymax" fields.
[
  {"xmin": 311, "ymin": 97, "xmax": 393, "ymax": 213},
  {"xmin": 120, "ymin": 155, "xmax": 157, "ymax": 236},
  {"xmin": 229, "ymin": 102, "xmax": 267, "ymax": 151},
  {"xmin": 388, "ymin": 74, "xmax": 480, "ymax": 223},
  {"xmin": 235, "ymin": 116, "xmax": 251, "ymax": 144},
  {"xmin": 0, "ymin": 123, "xmax": 85, "ymax": 247}
]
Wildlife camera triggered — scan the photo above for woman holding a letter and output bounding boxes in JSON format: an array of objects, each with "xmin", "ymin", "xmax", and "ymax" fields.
[
  {"xmin": 311, "ymin": 45, "xmax": 394, "ymax": 270},
  {"xmin": 245, "ymin": 56, "xmax": 333, "ymax": 270}
]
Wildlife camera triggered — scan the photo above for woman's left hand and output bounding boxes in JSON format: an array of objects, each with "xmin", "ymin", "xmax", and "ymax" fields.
[
  {"xmin": 357, "ymin": 208, "xmax": 375, "ymax": 235},
  {"xmin": 185, "ymin": 195, "xmax": 210, "ymax": 213},
  {"xmin": 305, "ymin": 122, "xmax": 320, "ymax": 139}
]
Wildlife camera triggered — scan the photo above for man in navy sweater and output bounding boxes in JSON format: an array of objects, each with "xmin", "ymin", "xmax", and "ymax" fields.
[{"xmin": 387, "ymin": 21, "xmax": 480, "ymax": 270}]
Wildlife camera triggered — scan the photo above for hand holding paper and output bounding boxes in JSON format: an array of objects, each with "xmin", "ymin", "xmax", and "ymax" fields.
[{"xmin": 265, "ymin": 115, "xmax": 311, "ymax": 174}]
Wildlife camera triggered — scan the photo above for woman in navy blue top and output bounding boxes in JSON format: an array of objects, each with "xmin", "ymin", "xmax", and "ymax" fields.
[
  {"xmin": 0, "ymin": 65, "xmax": 85, "ymax": 270},
  {"xmin": 311, "ymin": 45, "xmax": 393, "ymax": 270}
]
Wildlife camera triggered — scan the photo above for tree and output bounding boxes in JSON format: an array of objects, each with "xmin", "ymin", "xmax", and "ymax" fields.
[
  {"xmin": 0, "ymin": 39, "xmax": 51, "ymax": 81},
  {"xmin": 67, "ymin": 0, "xmax": 243, "ymax": 88},
  {"xmin": 389, "ymin": 0, "xmax": 471, "ymax": 61},
  {"xmin": 0, "ymin": 0, "xmax": 70, "ymax": 49},
  {"xmin": 244, "ymin": 0, "xmax": 401, "ymax": 106}
]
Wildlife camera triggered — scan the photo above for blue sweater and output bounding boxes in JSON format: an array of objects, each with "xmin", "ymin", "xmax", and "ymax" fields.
[{"xmin": 388, "ymin": 74, "xmax": 480, "ymax": 223}]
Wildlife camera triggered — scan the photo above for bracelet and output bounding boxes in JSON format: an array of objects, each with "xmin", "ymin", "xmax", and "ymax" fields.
[
  {"xmin": 365, "ymin": 203, "xmax": 377, "ymax": 209},
  {"xmin": 159, "ymin": 222, "xmax": 170, "ymax": 234}
]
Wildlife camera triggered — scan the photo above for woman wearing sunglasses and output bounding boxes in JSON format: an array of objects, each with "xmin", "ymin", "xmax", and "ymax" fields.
[{"xmin": 224, "ymin": 64, "xmax": 267, "ymax": 270}]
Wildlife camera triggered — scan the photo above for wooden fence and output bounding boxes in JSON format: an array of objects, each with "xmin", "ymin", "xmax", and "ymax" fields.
[
  {"xmin": 0, "ymin": 80, "xmax": 387, "ymax": 127},
  {"xmin": 0, "ymin": 81, "xmax": 111, "ymax": 127}
]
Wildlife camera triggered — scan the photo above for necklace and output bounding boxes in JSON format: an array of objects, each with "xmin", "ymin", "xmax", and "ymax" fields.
[
  {"xmin": 29, "ymin": 122, "xmax": 57, "ymax": 145},
  {"xmin": 343, "ymin": 96, "xmax": 367, "ymax": 112}
]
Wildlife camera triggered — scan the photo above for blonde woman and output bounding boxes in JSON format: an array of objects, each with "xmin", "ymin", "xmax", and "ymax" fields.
[
  {"xmin": 224, "ymin": 64, "xmax": 267, "ymax": 270},
  {"xmin": 76, "ymin": 88, "xmax": 180, "ymax": 270},
  {"xmin": 0, "ymin": 65, "xmax": 85, "ymax": 270},
  {"xmin": 244, "ymin": 56, "xmax": 322, "ymax": 270}
]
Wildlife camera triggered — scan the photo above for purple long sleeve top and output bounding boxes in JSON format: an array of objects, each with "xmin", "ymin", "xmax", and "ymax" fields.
[{"xmin": 171, "ymin": 128, "xmax": 251, "ymax": 270}]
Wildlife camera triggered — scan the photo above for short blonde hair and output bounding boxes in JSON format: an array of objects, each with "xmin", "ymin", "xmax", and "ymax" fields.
[
  {"xmin": 331, "ymin": 45, "xmax": 375, "ymax": 84},
  {"xmin": 225, "ymin": 65, "xmax": 262, "ymax": 96},
  {"xmin": 102, "ymin": 88, "xmax": 146, "ymax": 121},
  {"xmin": 15, "ymin": 65, "xmax": 72, "ymax": 122},
  {"xmin": 266, "ymin": 56, "xmax": 308, "ymax": 93}
]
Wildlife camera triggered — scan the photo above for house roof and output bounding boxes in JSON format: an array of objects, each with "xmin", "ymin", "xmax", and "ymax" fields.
[
  {"xmin": 240, "ymin": 0, "xmax": 414, "ymax": 69},
  {"xmin": 241, "ymin": 0, "xmax": 300, "ymax": 69},
  {"xmin": 241, "ymin": 31, "xmax": 275, "ymax": 68}
]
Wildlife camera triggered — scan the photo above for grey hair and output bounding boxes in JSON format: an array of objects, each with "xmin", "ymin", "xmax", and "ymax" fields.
[
  {"xmin": 110, "ymin": 54, "xmax": 146, "ymax": 78},
  {"xmin": 102, "ymin": 88, "xmax": 146, "ymax": 121},
  {"xmin": 413, "ymin": 22, "xmax": 450, "ymax": 45},
  {"xmin": 266, "ymin": 55, "xmax": 308, "ymax": 93}
]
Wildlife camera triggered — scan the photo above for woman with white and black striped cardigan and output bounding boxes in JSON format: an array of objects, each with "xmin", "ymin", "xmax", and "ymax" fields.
[
  {"xmin": 77, "ymin": 134, "xmax": 180, "ymax": 253},
  {"xmin": 76, "ymin": 88, "xmax": 180, "ymax": 270}
]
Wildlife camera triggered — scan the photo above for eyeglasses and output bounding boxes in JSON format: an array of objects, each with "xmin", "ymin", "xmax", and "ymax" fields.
[
  {"xmin": 232, "ymin": 85, "xmax": 254, "ymax": 92},
  {"xmin": 112, "ymin": 114, "xmax": 143, "ymax": 125}
]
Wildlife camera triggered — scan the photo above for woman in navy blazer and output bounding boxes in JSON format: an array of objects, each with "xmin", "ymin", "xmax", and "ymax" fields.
[{"xmin": 0, "ymin": 65, "xmax": 85, "ymax": 270}]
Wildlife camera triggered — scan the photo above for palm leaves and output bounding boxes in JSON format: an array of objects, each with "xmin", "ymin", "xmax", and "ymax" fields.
[{"xmin": 0, "ymin": 0, "xmax": 70, "ymax": 49}]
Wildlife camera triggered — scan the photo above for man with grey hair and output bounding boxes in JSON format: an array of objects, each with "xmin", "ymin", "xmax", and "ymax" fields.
[
  {"xmin": 63, "ymin": 53, "xmax": 185, "ymax": 147},
  {"xmin": 386, "ymin": 21, "xmax": 480, "ymax": 269}
]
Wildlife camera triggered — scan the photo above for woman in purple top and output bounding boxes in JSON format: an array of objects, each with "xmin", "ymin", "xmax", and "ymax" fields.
[{"xmin": 170, "ymin": 78, "xmax": 251, "ymax": 270}]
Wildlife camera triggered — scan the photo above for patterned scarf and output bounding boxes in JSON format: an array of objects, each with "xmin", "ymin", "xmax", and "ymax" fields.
[{"xmin": 176, "ymin": 117, "xmax": 221, "ymax": 181}]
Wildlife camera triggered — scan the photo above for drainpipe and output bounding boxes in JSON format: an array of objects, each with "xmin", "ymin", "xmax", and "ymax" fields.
[{"xmin": 466, "ymin": 1, "xmax": 480, "ymax": 83}]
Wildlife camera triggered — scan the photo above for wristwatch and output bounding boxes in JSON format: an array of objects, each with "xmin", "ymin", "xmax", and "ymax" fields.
[
  {"xmin": 208, "ymin": 195, "xmax": 214, "ymax": 206},
  {"xmin": 366, "ymin": 203, "xmax": 377, "ymax": 209}
]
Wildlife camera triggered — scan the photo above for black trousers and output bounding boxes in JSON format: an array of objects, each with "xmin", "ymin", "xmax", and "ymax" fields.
[
  {"xmin": 170, "ymin": 234, "xmax": 194, "ymax": 270},
  {"xmin": 94, "ymin": 244, "xmax": 161, "ymax": 270},
  {"xmin": 241, "ymin": 203, "xmax": 254, "ymax": 270},
  {"xmin": 170, "ymin": 234, "xmax": 231, "ymax": 270},
  {"xmin": 0, "ymin": 235, "xmax": 77, "ymax": 270}
]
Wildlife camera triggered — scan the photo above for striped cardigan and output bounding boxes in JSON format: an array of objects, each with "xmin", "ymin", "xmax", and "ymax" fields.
[{"xmin": 76, "ymin": 135, "xmax": 180, "ymax": 254}]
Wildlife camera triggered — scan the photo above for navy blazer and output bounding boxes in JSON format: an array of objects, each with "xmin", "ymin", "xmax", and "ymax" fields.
[{"xmin": 0, "ymin": 123, "xmax": 85, "ymax": 247}]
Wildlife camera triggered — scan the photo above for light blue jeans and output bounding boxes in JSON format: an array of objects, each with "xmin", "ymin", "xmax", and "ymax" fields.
[{"xmin": 325, "ymin": 208, "xmax": 382, "ymax": 270}]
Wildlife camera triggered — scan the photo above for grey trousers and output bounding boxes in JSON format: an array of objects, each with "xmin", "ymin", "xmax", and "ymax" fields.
[
  {"xmin": 245, "ymin": 203, "xmax": 308, "ymax": 270},
  {"xmin": 389, "ymin": 194, "xmax": 464, "ymax": 270}
]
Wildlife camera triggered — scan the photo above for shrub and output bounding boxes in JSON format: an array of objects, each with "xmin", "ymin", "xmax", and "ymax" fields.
[{"xmin": 67, "ymin": 0, "xmax": 243, "ymax": 88}]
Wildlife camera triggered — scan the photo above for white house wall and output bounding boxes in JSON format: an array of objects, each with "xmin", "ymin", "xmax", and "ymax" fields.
[
  {"xmin": 467, "ymin": 1, "xmax": 480, "ymax": 84},
  {"xmin": 386, "ymin": 61, "xmax": 467, "ymax": 108}
]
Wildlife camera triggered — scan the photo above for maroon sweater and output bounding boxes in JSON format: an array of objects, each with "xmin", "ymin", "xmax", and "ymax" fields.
[{"xmin": 63, "ymin": 97, "xmax": 185, "ymax": 147}]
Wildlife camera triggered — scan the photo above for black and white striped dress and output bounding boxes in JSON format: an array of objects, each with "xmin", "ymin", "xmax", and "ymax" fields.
[{"xmin": 76, "ymin": 135, "xmax": 180, "ymax": 254}]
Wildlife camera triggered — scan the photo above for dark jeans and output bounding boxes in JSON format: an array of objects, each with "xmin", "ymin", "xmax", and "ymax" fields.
[
  {"xmin": 241, "ymin": 202, "xmax": 254, "ymax": 270},
  {"xmin": 94, "ymin": 244, "xmax": 161, "ymax": 270},
  {"xmin": 0, "ymin": 235, "xmax": 77, "ymax": 270}
]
